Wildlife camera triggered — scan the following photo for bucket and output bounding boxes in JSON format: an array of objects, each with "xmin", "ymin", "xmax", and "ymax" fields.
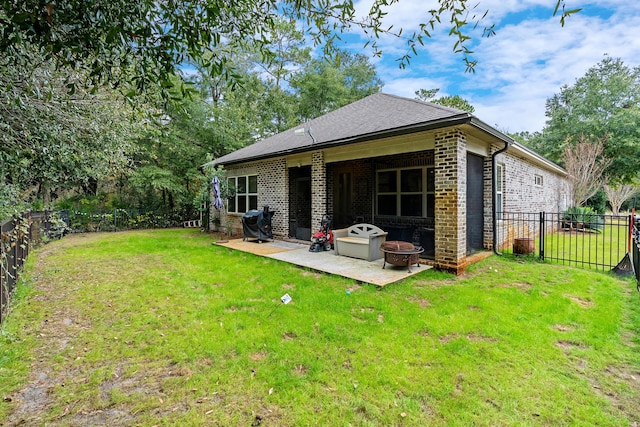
[{"xmin": 513, "ymin": 238, "xmax": 535, "ymax": 255}]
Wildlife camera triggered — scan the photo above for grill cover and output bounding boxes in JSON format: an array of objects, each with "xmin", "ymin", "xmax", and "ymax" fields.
[{"xmin": 242, "ymin": 206, "xmax": 275, "ymax": 241}]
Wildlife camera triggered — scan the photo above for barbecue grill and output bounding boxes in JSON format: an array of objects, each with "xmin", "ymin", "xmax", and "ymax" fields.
[{"xmin": 242, "ymin": 206, "xmax": 275, "ymax": 242}]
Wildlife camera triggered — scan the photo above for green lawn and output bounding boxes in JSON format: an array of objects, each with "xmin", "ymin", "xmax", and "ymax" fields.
[{"xmin": 1, "ymin": 229, "xmax": 640, "ymax": 426}]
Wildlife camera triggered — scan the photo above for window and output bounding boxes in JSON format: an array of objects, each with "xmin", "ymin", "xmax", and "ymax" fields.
[
  {"xmin": 496, "ymin": 164, "xmax": 504, "ymax": 220},
  {"xmin": 534, "ymin": 174, "xmax": 543, "ymax": 186},
  {"xmin": 227, "ymin": 175, "xmax": 258, "ymax": 213},
  {"xmin": 376, "ymin": 167, "xmax": 435, "ymax": 217}
]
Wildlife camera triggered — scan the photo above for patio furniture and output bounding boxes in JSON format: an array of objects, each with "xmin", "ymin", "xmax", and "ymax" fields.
[
  {"xmin": 334, "ymin": 224, "xmax": 388, "ymax": 261},
  {"xmin": 380, "ymin": 241, "xmax": 424, "ymax": 273}
]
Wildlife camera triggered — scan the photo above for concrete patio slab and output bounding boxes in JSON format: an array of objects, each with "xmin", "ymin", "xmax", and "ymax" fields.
[{"xmin": 215, "ymin": 238, "xmax": 430, "ymax": 286}]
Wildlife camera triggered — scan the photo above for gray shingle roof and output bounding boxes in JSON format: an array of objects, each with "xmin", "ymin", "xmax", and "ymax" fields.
[{"xmin": 213, "ymin": 92, "xmax": 471, "ymax": 166}]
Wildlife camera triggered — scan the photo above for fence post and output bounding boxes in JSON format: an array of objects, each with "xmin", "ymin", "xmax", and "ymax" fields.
[{"xmin": 539, "ymin": 212, "xmax": 545, "ymax": 260}]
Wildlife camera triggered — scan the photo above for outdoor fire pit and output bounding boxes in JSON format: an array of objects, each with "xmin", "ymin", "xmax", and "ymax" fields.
[{"xmin": 380, "ymin": 241, "xmax": 424, "ymax": 273}]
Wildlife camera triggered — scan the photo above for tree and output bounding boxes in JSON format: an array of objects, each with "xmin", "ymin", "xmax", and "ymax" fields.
[
  {"xmin": 603, "ymin": 184, "xmax": 637, "ymax": 215},
  {"xmin": 290, "ymin": 50, "xmax": 382, "ymax": 121},
  {"xmin": 561, "ymin": 136, "xmax": 612, "ymax": 207},
  {"xmin": 414, "ymin": 88, "xmax": 475, "ymax": 112},
  {"xmin": 124, "ymin": 88, "xmax": 227, "ymax": 213},
  {"xmin": 0, "ymin": 51, "xmax": 142, "ymax": 210},
  {"xmin": 414, "ymin": 89, "xmax": 440, "ymax": 102},
  {"xmin": 256, "ymin": 18, "xmax": 311, "ymax": 90},
  {"xmin": 1, "ymin": 1, "xmax": 580, "ymax": 96},
  {"xmin": 530, "ymin": 57, "xmax": 640, "ymax": 184}
]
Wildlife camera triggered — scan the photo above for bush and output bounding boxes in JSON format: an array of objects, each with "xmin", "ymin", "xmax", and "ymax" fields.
[
  {"xmin": 562, "ymin": 206, "xmax": 605, "ymax": 232},
  {"xmin": 44, "ymin": 212, "xmax": 70, "ymax": 240}
]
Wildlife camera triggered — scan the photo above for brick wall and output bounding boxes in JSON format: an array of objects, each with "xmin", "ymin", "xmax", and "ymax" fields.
[
  {"xmin": 311, "ymin": 151, "xmax": 327, "ymax": 230},
  {"xmin": 486, "ymin": 145, "xmax": 570, "ymax": 250},
  {"xmin": 258, "ymin": 158, "xmax": 289, "ymax": 237},
  {"xmin": 222, "ymin": 158, "xmax": 289, "ymax": 237},
  {"xmin": 498, "ymin": 152, "xmax": 569, "ymax": 214},
  {"xmin": 434, "ymin": 129, "xmax": 467, "ymax": 272}
]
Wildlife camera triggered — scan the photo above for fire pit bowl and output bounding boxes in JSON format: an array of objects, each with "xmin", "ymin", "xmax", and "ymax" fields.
[{"xmin": 380, "ymin": 241, "xmax": 424, "ymax": 273}]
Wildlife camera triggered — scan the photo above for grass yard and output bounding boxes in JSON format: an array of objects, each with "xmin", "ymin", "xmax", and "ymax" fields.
[{"xmin": 1, "ymin": 229, "xmax": 640, "ymax": 426}]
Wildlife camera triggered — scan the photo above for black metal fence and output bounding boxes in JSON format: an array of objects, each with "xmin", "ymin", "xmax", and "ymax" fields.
[
  {"xmin": 632, "ymin": 222, "xmax": 640, "ymax": 289},
  {"xmin": 1, "ymin": 213, "xmax": 32, "ymax": 324},
  {"xmin": 496, "ymin": 212, "xmax": 631, "ymax": 271},
  {"xmin": 63, "ymin": 209, "xmax": 191, "ymax": 233}
]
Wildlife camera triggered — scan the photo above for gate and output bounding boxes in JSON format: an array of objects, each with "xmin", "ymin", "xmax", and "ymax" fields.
[{"xmin": 496, "ymin": 212, "xmax": 630, "ymax": 272}]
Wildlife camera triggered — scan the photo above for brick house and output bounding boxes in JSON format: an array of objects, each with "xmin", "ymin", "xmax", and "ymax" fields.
[{"xmin": 210, "ymin": 92, "xmax": 570, "ymax": 273}]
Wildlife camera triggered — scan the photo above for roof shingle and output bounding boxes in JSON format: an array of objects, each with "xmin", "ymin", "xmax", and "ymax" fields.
[{"xmin": 213, "ymin": 92, "xmax": 470, "ymax": 166}]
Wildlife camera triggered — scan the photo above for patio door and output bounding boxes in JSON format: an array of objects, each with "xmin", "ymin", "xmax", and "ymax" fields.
[
  {"xmin": 466, "ymin": 153, "xmax": 484, "ymax": 253},
  {"xmin": 289, "ymin": 167, "xmax": 312, "ymax": 240},
  {"xmin": 333, "ymin": 170, "xmax": 352, "ymax": 229}
]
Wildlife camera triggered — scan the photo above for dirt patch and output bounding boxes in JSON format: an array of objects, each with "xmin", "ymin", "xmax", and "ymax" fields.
[
  {"xmin": 300, "ymin": 270, "xmax": 323, "ymax": 279},
  {"xmin": 565, "ymin": 295, "xmax": 595, "ymax": 308},
  {"xmin": 250, "ymin": 351, "xmax": 268, "ymax": 362},
  {"xmin": 439, "ymin": 333, "xmax": 496, "ymax": 344},
  {"xmin": 621, "ymin": 331, "xmax": 637, "ymax": 348},
  {"xmin": 604, "ymin": 365, "xmax": 640, "ymax": 390},
  {"xmin": 346, "ymin": 284, "xmax": 362, "ymax": 293},
  {"xmin": 408, "ymin": 297, "xmax": 431, "ymax": 308},
  {"xmin": 556, "ymin": 340, "xmax": 588, "ymax": 350},
  {"xmin": 583, "ymin": 364, "xmax": 640, "ymax": 422},
  {"xmin": 413, "ymin": 278, "xmax": 457, "ymax": 289},
  {"xmin": 494, "ymin": 282, "xmax": 532, "ymax": 291},
  {"xmin": 439, "ymin": 334, "xmax": 459, "ymax": 344},
  {"xmin": 552, "ymin": 324, "xmax": 576, "ymax": 332},
  {"xmin": 282, "ymin": 331, "xmax": 297, "ymax": 341},
  {"xmin": 465, "ymin": 333, "xmax": 498, "ymax": 343},
  {"xmin": 292, "ymin": 364, "xmax": 308, "ymax": 377}
]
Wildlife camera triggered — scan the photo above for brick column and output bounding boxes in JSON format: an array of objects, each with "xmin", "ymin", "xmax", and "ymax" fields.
[
  {"xmin": 257, "ymin": 158, "xmax": 288, "ymax": 237},
  {"xmin": 483, "ymin": 145, "xmax": 499, "ymax": 249},
  {"xmin": 311, "ymin": 151, "xmax": 327, "ymax": 229},
  {"xmin": 434, "ymin": 129, "xmax": 467, "ymax": 273}
]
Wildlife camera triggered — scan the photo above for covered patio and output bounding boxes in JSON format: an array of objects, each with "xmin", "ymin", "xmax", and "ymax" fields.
[{"xmin": 215, "ymin": 238, "xmax": 431, "ymax": 286}]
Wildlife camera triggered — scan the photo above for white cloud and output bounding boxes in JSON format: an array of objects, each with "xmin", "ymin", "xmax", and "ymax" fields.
[
  {"xmin": 381, "ymin": 76, "xmax": 448, "ymax": 98},
  {"xmin": 352, "ymin": 1, "xmax": 640, "ymax": 132},
  {"xmin": 467, "ymin": 11, "xmax": 640, "ymax": 131}
]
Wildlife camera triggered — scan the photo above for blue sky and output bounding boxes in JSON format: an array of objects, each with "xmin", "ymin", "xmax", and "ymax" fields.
[{"xmin": 331, "ymin": 0, "xmax": 640, "ymax": 133}]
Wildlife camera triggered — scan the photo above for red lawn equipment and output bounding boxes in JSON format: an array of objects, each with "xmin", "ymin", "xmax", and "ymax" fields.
[{"xmin": 309, "ymin": 214, "xmax": 334, "ymax": 252}]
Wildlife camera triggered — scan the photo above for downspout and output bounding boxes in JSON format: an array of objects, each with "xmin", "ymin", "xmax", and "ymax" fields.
[{"xmin": 492, "ymin": 140, "xmax": 510, "ymax": 255}]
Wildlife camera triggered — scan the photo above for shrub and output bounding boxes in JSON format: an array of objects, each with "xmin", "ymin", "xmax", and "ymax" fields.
[{"xmin": 562, "ymin": 206, "xmax": 605, "ymax": 232}]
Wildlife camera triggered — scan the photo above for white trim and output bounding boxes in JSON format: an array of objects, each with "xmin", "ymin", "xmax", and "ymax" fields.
[
  {"xmin": 496, "ymin": 163, "xmax": 504, "ymax": 220},
  {"xmin": 376, "ymin": 166, "xmax": 435, "ymax": 217},
  {"xmin": 227, "ymin": 175, "xmax": 258, "ymax": 213}
]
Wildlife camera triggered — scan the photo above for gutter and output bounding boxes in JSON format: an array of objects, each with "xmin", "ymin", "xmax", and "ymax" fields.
[{"xmin": 492, "ymin": 139, "xmax": 510, "ymax": 256}]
